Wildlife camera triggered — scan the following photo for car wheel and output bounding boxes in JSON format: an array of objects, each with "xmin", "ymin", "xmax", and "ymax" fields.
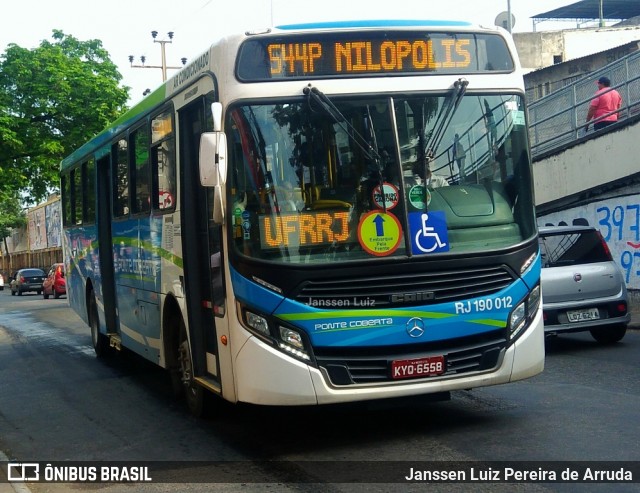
[
  {"xmin": 43, "ymin": 290, "xmax": 49, "ymax": 299},
  {"xmin": 11, "ymin": 288, "xmax": 15, "ymax": 296},
  {"xmin": 17, "ymin": 289, "xmax": 22, "ymax": 296},
  {"xmin": 590, "ymin": 325, "xmax": 627, "ymax": 344},
  {"xmin": 89, "ymin": 291, "xmax": 110, "ymax": 357},
  {"xmin": 54, "ymin": 290, "xmax": 60, "ymax": 299}
]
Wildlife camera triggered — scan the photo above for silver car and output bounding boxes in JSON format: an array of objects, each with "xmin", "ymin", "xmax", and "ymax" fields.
[{"xmin": 539, "ymin": 225, "xmax": 630, "ymax": 343}]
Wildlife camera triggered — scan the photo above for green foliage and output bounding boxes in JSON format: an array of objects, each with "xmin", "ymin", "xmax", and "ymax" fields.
[
  {"xmin": 0, "ymin": 30, "xmax": 130, "ymax": 204},
  {"xmin": 0, "ymin": 190, "xmax": 26, "ymax": 241}
]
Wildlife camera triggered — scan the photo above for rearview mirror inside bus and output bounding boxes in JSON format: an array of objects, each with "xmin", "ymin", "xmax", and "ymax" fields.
[{"xmin": 199, "ymin": 131, "xmax": 227, "ymax": 187}]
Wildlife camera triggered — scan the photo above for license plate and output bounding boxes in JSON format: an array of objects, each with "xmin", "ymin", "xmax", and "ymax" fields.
[
  {"xmin": 567, "ymin": 308, "xmax": 599, "ymax": 322},
  {"xmin": 391, "ymin": 355, "xmax": 445, "ymax": 380}
]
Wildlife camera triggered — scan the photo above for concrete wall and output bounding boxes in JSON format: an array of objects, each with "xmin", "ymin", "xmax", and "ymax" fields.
[
  {"xmin": 533, "ymin": 120, "xmax": 640, "ymax": 207},
  {"xmin": 515, "ymin": 26, "xmax": 640, "ymax": 73}
]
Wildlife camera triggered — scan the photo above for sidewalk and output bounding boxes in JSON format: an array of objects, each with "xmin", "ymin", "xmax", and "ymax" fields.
[{"xmin": 0, "ymin": 464, "xmax": 30, "ymax": 493}]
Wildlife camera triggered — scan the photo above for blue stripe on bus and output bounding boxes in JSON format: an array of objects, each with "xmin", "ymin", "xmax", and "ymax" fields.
[
  {"xmin": 275, "ymin": 20, "xmax": 472, "ymax": 30},
  {"xmin": 230, "ymin": 265, "xmax": 528, "ymax": 348}
]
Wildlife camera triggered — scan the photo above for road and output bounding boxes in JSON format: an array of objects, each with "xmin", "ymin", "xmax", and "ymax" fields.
[{"xmin": 0, "ymin": 289, "xmax": 639, "ymax": 492}]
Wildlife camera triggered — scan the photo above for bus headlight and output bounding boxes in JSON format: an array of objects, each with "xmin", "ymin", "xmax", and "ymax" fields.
[
  {"xmin": 509, "ymin": 284, "xmax": 541, "ymax": 341},
  {"xmin": 279, "ymin": 326, "xmax": 304, "ymax": 349},
  {"xmin": 278, "ymin": 326, "xmax": 311, "ymax": 361},
  {"xmin": 509, "ymin": 302, "xmax": 526, "ymax": 338},
  {"xmin": 245, "ymin": 311, "xmax": 270, "ymax": 337},
  {"xmin": 238, "ymin": 303, "xmax": 313, "ymax": 363}
]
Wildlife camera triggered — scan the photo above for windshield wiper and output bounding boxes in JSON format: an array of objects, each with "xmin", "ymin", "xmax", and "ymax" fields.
[
  {"xmin": 303, "ymin": 84, "xmax": 387, "ymax": 211},
  {"xmin": 420, "ymin": 78, "xmax": 468, "ymax": 179}
]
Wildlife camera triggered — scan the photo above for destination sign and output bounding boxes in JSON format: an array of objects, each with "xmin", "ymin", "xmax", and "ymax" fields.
[
  {"xmin": 237, "ymin": 32, "xmax": 513, "ymax": 81},
  {"xmin": 259, "ymin": 211, "xmax": 350, "ymax": 249}
]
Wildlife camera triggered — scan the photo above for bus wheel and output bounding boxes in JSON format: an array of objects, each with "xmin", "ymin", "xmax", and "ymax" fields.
[
  {"xmin": 177, "ymin": 318, "xmax": 206, "ymax": 417},
  {"xmin": 89, "ymin": 291, "xmax": 110, "ymax": 357}
]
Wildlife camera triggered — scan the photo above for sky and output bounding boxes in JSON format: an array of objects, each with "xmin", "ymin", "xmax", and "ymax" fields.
[{"xmin": 1, "ymin": 0, "xmax": 591, "ymax": 105}]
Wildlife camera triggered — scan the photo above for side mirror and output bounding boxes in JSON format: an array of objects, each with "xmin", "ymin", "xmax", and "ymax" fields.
[
  {"xmin": 199, "ymin": 132, "xmax": 227, "ymax": 187},
  {"xmin": 211, "ymin": 102, "xmax": 223, "ymax": 132}
]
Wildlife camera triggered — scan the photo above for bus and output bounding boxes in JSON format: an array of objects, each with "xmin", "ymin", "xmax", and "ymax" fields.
[{"xmin": 61, "ymin": 20, "xmax": 544, "ymax": 416}]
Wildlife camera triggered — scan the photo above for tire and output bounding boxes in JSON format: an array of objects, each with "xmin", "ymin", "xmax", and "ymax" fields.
[
  {"xmin": 54, "ymin": 290, "xmax": 60, "ymax": 300},
  {"xmin": 590, "ymin": 325, "xmax": 627, "ymax": 344},
  {"xmin": 89, "ymin": 291, "xmax": 110, "ymax": 357},
  {"xmin": 43, "ymin": 290, "xmax": 49, "ymax": 299},
  {"xmin": 17, "ymin": 289, "xmax": 22, "ymax": 296},
  {"xmin": 177, "ymin": 317, "xmax": 209, "ymax": 417},
  {"xmin": 11, "ymin": 289, "xmax": 15, "ymax": 296}
]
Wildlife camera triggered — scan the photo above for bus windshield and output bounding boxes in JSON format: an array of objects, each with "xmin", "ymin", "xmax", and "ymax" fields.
[{"xmin": 227, "ymin": 91, "xmax": 534, "ymax": 263}]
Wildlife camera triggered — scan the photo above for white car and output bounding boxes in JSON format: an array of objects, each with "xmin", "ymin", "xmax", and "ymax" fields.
[
  {"xmin": 0, "ymin": 273, "xmax": 4, "ymax": 290},
  {"xmin": 539, "ymin": 225, "xmax": 630, "ymax": 343}
]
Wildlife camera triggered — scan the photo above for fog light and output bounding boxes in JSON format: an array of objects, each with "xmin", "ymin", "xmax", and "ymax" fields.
[{"xmin": 246, "ymin": 311, "xmax": 270, "ymax": 336}]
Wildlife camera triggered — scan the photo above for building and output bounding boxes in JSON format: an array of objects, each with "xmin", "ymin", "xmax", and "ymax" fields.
[{"xmin": 0, "ymin": 195, "xmax": 63, "ymax": 276}]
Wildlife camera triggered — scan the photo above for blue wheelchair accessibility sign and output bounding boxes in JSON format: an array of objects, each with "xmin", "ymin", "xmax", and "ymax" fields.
[{"xmin": 409, "ymin": 211, "xmax": 449, "ymax": 254}]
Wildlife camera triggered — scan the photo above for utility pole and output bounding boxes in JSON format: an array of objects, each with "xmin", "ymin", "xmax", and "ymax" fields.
[{"xmin": 129, "ymin": 31, "xmax": 187, "ymax": 85}]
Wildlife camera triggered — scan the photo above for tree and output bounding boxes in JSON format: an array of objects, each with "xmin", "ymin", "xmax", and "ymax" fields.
[
  {"xmin": 0, "ymin": 30, "xmax": 130, "ymax": 204},
  {"xmin": 0, "ymin": 190, "xmax": 27, "ymax": 271}
]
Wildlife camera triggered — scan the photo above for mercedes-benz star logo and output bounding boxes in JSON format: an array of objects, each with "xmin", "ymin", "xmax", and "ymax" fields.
[{"xmin": 406, "ymin": 317, "xmax": 425, "ymax": 338}]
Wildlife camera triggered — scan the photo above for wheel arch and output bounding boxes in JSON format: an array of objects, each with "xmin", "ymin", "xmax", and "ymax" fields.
[
  {"xmin": 84, "ymin": 278, "xmax": 95, "ymax": 324},
  {"xmin": 162, "ymin": 293, "xmax": 183, "ymax": 370}
]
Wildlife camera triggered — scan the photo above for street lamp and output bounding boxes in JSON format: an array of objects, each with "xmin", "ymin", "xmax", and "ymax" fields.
[{"xmin": 128, "ymin": 31, "xmax": 187, "ymax": 83}]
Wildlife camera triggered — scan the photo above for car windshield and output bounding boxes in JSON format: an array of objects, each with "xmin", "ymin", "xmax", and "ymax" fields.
[
  {"xmin": 539, "ymin": 230, "xmax": 612, "ymax": 267},
  {"xmin": 227, "ymin": 92, "xmax": 535, "ymax": 264},
  {"xmin": 21, "ymin": 269, "xmax": 45, "ymax": 277}
]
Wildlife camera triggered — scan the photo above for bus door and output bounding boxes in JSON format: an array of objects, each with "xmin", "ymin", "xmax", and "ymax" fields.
[
  {"xmin": 179, "ymin": 96, "xmax": 222, "ymax": 385},
  {"xmin": 96, "ymin": 154, "xmax": 119, "ymax": 335}
]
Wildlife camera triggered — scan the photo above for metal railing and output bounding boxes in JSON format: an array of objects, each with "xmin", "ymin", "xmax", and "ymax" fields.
[{"xmin": 528, "ymin": 50, "xmax": 640, "ymax": 158}]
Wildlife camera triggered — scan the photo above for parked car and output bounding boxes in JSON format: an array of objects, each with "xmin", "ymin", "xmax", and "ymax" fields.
[
  {"xmin": 10, "ymin": 268, "xmax": 46, "ymax": 296},
  {"xmin": 42, "ymin": 263, "xmax": 66, "ymax": 299},
  {"xmin": 539, "ymin": 225, "xmax": 630, "ymax": 343},
  {"xmin": 0, "ymin": 273, "xmax": 4, "ymax": 290}
]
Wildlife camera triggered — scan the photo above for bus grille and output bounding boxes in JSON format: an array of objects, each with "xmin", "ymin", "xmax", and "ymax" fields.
[
  {"xmin": 314, "ymin": 330, "xmax": 507, "ymax": 386},
  {"xmin": 294, "ymin": 265, "xmax": 515, "ymax": 308}
]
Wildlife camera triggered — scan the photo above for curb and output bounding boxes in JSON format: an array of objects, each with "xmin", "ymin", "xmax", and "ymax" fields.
[{"xmin": 0, "ymin": 451, "xmax": 32, "ymax": 493}]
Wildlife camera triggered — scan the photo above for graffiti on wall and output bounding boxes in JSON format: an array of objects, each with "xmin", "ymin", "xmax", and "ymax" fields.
[
  {"xmin": 538, "ymin": 194, "xmax": 640, "ymax": 290},
  {"xmin": 45, "ymin": 201, "xmax": 62, "ymax": 248},
  {"xmin": 28, "ymin": 208, "xmax": 47, "ymax": 251}
]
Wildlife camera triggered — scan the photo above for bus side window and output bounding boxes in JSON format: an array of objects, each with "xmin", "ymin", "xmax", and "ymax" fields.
[
  {"xmin": 151, "ymin": 110, "xmax": 176, "ymax": 211},
  {"xmin": 113, "ymin": 139, "xmax": 130, "ymax": 217},
  {"xmin": 131, "ymin": 127, "xmax": 151, "ymax": 214}
]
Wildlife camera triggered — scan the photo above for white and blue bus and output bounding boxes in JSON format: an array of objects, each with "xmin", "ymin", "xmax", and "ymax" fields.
[{"xmin": 61, "ymin": 20, "xmax": 544, "ymax": 416}]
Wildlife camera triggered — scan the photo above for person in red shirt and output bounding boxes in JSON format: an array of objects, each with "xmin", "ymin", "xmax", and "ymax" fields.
[{"xmin": 586, "ymin": 76, "xmax": 622, "ymax": 131}]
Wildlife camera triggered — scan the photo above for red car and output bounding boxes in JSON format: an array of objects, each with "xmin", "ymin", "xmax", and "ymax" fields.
[{"xmin": 43, "ymin": 263, "xmax": 66, "ymax": 299}]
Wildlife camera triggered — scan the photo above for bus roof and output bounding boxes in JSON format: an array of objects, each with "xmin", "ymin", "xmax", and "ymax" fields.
[{"xmin": 275, "ymin": 19, "xmax": 473, "ymax": 30}]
